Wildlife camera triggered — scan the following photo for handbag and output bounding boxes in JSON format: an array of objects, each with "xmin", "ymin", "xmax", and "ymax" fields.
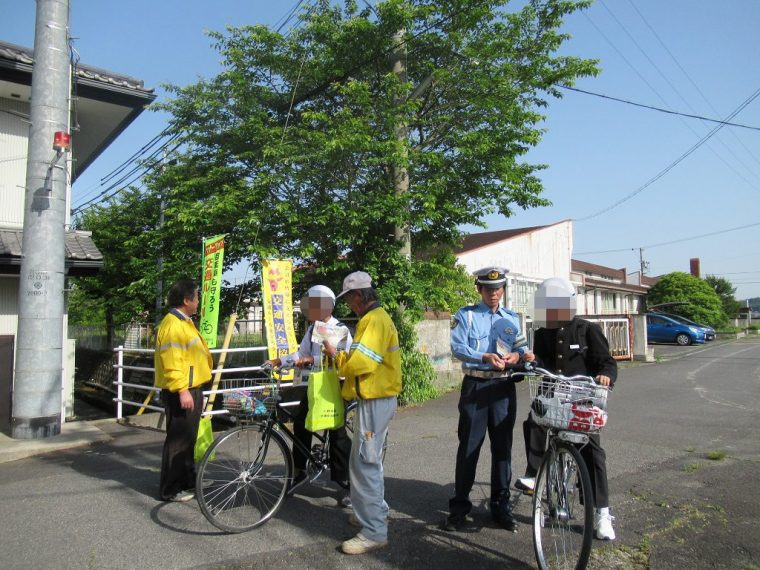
[
  {"xmin": 305, "ymin": 357, "xmax": 345, "ymax": 432},
  {"xmin": 194, "ymin": 416, "xmax": 214, "ymax": 463}
]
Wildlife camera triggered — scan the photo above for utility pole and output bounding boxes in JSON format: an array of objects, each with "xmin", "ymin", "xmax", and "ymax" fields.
[
  {"xmin": 12, "ymin": 0, "xmax": 71, "ymax": 438},
  {"xmin": 390, "ymin": 30, "xmax": 411, "ymax": 260},
  {"xmin": 639, "ymin": 248, "xmax": 649, "ymax": 277}
]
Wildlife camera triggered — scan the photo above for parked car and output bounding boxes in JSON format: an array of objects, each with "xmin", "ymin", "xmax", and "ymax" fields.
[
  {"xmin": 653, "ymin": 312, "xmax": 716, "ymax": 341},
  {"xmin": 646, "ymin": 313, "xmax": 706, "ymax": 346}
]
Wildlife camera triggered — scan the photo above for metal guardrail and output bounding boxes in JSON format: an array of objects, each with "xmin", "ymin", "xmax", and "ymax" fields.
[
  {"xmin": 112, "ymin": 345, "xmax": 302, "ymax": 420},
  {"xmin": 586, "ymin": 317, "xmax": 632, "ymax": 360}
]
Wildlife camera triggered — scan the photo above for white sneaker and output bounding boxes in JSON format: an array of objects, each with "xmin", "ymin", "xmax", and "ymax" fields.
[
  {"xmin": 515, "ymin": 477, "xmax": 535, "ymax": 493},
  {"xmin": 594, "ymin": 508, "xmax": 616, "ymax": 540},
  {"xmin": 341, "ymin": 533, "xmax": 388, "ymax": 555}
]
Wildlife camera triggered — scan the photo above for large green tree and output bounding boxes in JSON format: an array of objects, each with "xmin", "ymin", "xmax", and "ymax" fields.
[
  {"xmin": 704, "ymin": 275, "xmax": 740, "ymax": 320},
  {"xmin": 151, "ymin": 0, "xmax": 597, "ymax": 308},
  {"xmin": 647, "ymin": 272, "xmax": 725, "ymax": 327},
  {"xmin": 75, "ymin": 0, "xmax": 597, "ymax": 399}
]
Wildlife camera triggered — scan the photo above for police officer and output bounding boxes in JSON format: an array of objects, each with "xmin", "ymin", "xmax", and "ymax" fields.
[{"xmin": 444, "ymin": 267, "xmax": 532, "ymax": 532}]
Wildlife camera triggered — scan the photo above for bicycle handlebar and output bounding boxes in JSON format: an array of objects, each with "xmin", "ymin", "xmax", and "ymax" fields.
[{"xmin": 513, "ymin": 361, "xmax": 597, "ymax": 385}]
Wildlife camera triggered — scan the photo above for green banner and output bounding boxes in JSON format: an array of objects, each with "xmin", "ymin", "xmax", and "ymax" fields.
[{"xmin": 199, "ymin": 235, "xmax": 225, "ymax": 348}]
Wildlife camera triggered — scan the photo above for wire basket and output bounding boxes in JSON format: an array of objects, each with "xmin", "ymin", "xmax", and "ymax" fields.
[
  {"xmin": 221, "ymin": 377, "xmax": 280, "ymax": 423},
  {"xmin": 527, "ymin": 375, "xmax": 609, "ymax": 433}
]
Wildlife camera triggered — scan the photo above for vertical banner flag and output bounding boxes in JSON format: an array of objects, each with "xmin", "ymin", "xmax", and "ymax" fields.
[
  {"xmin": 262, "ymin": 259, "xmax": 298, "ymax": 381},
  {"xmin": 199, "ymin": 235, "xmax": 225, "ymax": 348}
]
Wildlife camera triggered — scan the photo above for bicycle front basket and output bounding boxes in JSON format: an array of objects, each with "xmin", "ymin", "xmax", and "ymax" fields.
[{"xmin": 528, "ymin": 376, "xmax": 609, "ymax": 433}]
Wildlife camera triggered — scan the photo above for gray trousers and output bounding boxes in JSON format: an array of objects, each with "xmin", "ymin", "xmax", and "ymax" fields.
[{"xmin": 349, "ymin": 396, "xmax": 397, "ymax": 542}]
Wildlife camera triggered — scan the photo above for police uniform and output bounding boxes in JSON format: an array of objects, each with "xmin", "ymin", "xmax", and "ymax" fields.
[
  {"xmin": 447, "ymin": 268, "xmax": 527, "ymax": 529},
  {"xmin": 523, "ymin": 317, "xmax": 617, "ymax": 508}
]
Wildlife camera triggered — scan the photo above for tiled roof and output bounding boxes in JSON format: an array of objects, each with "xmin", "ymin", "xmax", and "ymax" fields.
[
  {"xmin": 0, "ymin": 229, "xmax": 103, "ymax": 263},
  {"xmin": 0, "ymin": 39, "xmax": 153, "ymax": 94},
  {"xmin": 571, "ymin": 259, "xmax": 626, "ymax": 280}
]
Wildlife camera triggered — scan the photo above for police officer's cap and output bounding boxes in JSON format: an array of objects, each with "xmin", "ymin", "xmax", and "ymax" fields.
[{"xmin": 474, "ymin": 266, "xmax": 509, "ymax": 288}]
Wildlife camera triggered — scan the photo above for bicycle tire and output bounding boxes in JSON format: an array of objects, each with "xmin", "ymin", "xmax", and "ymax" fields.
[
  {"xmin": 343, "ymin": 400, "xmax": 387, "ymax": 462},
  {"xmin": 533, "ymin": 440, "xmax": 593, "ymax": 570},
  {"xmin": 196, "ymin": 423, "xmax": 292, "ymax": 533}
]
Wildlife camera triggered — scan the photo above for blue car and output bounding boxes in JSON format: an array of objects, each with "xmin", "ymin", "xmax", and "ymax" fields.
[
  {"xmin": 653, "ymin": 312, "xmax": 716, "ymax": 341},
  {"xmin": 646, "ymin": 313, "xmax": 706, "ymax": 346}
]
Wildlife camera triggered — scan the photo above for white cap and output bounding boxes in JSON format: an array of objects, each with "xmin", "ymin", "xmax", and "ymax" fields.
[
  {"xmin": 336, "ymin": 271, "xmax": 373, "ymax": 298},
  {"xmin": 306, "ymin": 285, "xmax": 336, "ymax": 303}
]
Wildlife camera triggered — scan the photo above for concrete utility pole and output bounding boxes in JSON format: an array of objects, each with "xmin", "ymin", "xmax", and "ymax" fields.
[
  {"xmin": 12, "ymin": 0, "xmax": 71, "ymax": 439},
  {"xmin": 390, "ymin": 30, "xmax": 411, "ymax": 260}
]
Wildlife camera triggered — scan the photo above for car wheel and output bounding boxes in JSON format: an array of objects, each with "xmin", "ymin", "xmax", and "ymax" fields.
[{"xmin": 675, "ymin": 333, "xmax": 691, "ymax": 346}]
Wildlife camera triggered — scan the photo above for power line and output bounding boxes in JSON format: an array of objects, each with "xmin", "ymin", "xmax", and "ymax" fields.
[
  {"xmin": 585, "ymin": 5, "xmax": 760, "ymax": 193},
  {"xmin": 558, "ymin": 85, "xmax": 760, "ymax": 131},
  {"xmin": 574, "ymin": 87, "xmax": 760, "ymax": 221},
  {"xmin": 625, "ymin": 0, "xmax": 760, "ymax": 172},
  {"xmin": 575, "ymin": 221, "xmax": 760, "ymax": 255}
]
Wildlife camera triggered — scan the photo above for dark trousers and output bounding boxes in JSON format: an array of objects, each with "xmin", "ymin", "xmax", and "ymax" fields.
[
  {"xmin": 449, "ymin": 376, "xmax": 517, "ymax": 516},
  {"xmin": 292, "ymin": 388, "xmax": 351, "ymax": 483},
  {"xmin": 522, "ymin": 414, "xmax": 610, "ymax": 508},
  {"xmin": 159, "ymin": 386, "xmax": 204, "ymax": 500}
]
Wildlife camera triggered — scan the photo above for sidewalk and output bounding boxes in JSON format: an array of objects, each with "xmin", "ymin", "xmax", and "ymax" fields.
[{"xmin": 0, "ymin": 419, "xmax": 112, "ymax": 464}]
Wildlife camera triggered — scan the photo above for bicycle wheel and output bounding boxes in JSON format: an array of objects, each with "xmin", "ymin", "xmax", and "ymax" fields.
[
  {"xmin": 196, "ymin": 424, "xmax": 292, "ymax": 533},
  {"xmin": 344, "ymin": 400, "xmax": 387, "ymax": 462},
  {"xmin": 533, "ymin": 441, "xmax": 593, "ymax": 570}
]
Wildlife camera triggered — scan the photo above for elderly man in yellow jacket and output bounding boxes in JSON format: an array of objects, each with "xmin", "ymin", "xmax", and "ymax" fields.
[
  {"xmin": 155, "ymin": 279, "xmax": 213, "ymax": 502},
  {"xmin": 324, "ymin": 271, "xmax": 402, "ymax": 555}
]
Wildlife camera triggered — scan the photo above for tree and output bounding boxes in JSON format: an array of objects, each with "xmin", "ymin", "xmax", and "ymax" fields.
[
  {"xmin": 77, "ymin": 0, "xmax": 597, "ymax": 399},
  {"xmin": 154, "ymin": 0, "xmax": 597, "ymax": 306},
  {"xmin": 704, "ymin": 275, "xmax": 740, "ymax": 320},
  {"xmin": 647, "ymin": 272, "xmax": 725, "ymax": 327}
]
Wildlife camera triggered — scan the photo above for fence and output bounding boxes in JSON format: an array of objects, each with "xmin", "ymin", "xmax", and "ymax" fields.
[
  {"xmin": 113, "ymin": 344, "xmax": 301, "ymax": 421},
  {"xmin": 585, "ymin": 316, "xmax": 632, "ymax": 360}
]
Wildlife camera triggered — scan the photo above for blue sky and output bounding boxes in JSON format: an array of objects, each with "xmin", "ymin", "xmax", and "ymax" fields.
[{"xmin": 3, "ymin": 1, "xmax": 759, "ymax": 300}]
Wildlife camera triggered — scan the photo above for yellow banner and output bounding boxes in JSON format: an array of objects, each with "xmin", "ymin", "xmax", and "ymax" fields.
[
  {"xmin": 199, "ymin": 235, "xmax": 225, "ymax": 348},
  {"xmin": 262, "ymin": 259, "xmax": 298, "ymax": 381}
]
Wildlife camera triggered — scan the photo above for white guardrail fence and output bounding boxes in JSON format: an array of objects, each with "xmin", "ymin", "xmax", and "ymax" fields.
[{"xmin": 113, "ymin": 345, "xmax": 300, "ymax": 420}]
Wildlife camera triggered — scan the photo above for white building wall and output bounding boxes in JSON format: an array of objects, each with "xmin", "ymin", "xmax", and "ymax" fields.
[
  {"xmin": 457, "ymin": 221, "xmax": 573, "ymax": 282},
  {"xmin": 456, "ymin": 221, "xmax": 573, "ymax": 318},
  {"xmin": 0, "ymin": 98, "xmax": 29, "ymax": 228}
]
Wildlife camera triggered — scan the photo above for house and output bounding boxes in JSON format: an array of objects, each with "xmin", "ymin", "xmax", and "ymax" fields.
[
  {"xmin": 455, "ymin": 220, "xmax": 574, "ymax": 318},
  {"xmin": 571, "ymin": 259, "xmax": 655, "ymax": 315},
  {"xmin": 455, "ymin": 222, "xmax": 656, "ymax": 360},
  {"xmin": 0, "ymin": 40, "xmax": 155, "ymax": 427}
]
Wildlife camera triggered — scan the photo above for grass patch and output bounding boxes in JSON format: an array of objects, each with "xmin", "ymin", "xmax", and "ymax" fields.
[
  {"xmin": 706, "ymin": 450, "xmax": 727, "ymax": 461},
  {"xmin": 684, "ymin": 462, "xmax": 702, "ymax": 473},
  {"xmin": 685, "ymin": 446, "xmax": 696, "ymax": 453}
]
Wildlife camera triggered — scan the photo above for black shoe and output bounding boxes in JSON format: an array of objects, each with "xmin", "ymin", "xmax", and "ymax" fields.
[
  {"xmin": 491, "ymin": 507, "xmax": 518, "ymax": 532},
  {"xmin": 443, "ymin": 513, "xmax": 468, "ymax": 532}
]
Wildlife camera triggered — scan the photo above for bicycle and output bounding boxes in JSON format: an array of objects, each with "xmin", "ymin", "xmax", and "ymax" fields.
[
  {"xmin": 514, "ymin": 365, "xmax": 610, "ymax": 570},
  {"xmin": 195, "ymin": 367, "xmax": 360, "ymax": 533}
]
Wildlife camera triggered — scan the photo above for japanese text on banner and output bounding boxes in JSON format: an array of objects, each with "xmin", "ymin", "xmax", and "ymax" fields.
[
  {"xmin": 262, "ymin": 259, "xmax": 298, "ymax": 381},
  {"xmin": 199, "ymin": 235, "xmax": 225, "ymax": 348}
]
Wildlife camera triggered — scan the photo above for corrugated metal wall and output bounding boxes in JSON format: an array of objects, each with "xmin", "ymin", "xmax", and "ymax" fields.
[
  {"xmin": 0, "ymin": 277, "xmax": 19, "ymax": 336},
  {"xmin": 0, "ymin": 98, "xmax": 29, "ymax": 228}
]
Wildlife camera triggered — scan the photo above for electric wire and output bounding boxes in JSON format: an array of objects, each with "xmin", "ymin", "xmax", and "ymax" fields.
[
  {"xmin": 587, "ymin": 4, "xmax": 760, "ymax": 193},
  {"xmin": 558, "ymin": 85, "xmax": 760, "ymax": 131},
  {"xmin": 575, "ymin": 221, "xmax": 760, "ymax": 255},
  {"xmin": 574, "ymin": 87, "xmax": 760, "ymax": 221},
  {"xmin": 625, "ymin": 0, "xmax": 760, "ymax": 171},
  {"xmin": 600, "ymin": 0, "xmax": 760, "ymax": 185}
]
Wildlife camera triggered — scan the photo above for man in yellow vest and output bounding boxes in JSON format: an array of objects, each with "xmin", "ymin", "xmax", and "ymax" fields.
[
  {"xmin": 155, "ymin": 279, "xmax": 213, "ymax": 502},
  {"xmin": 326, "ymin": 271, "xmax": 402, "ymax": 555}
]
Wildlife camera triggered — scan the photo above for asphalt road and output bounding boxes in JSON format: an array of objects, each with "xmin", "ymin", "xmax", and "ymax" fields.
[{"xmin": 1, "ymin": 338, "xmax": 758, "ymax": 569}]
